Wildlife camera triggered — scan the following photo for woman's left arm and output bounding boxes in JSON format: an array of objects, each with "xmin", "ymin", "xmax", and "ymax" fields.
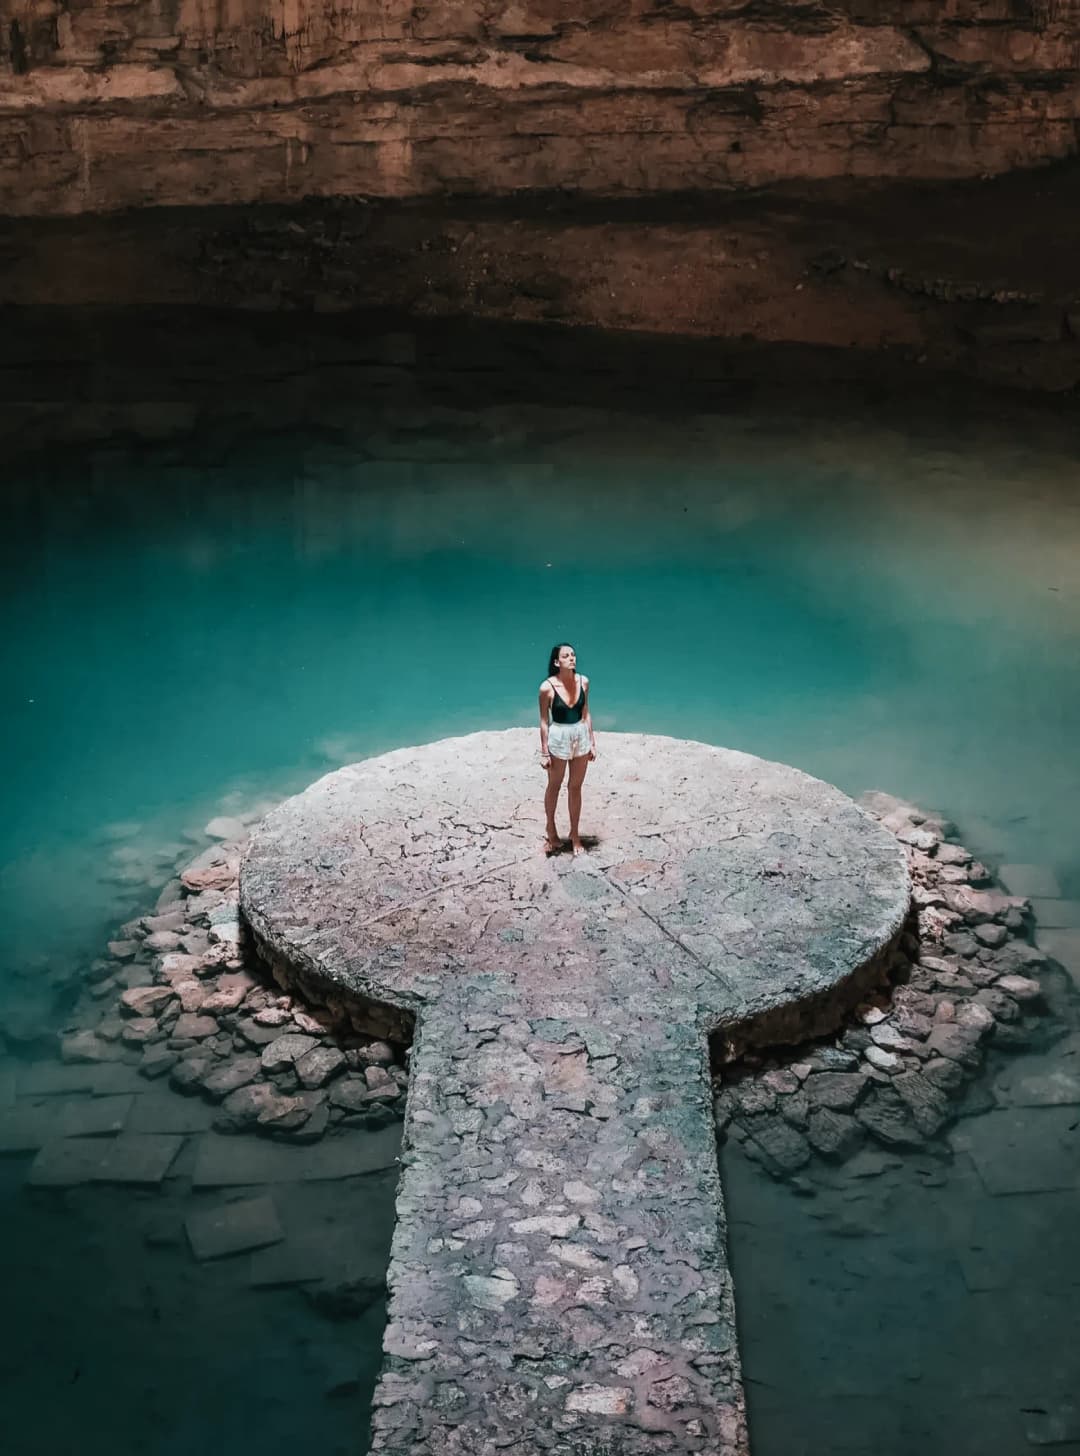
[{"xmin": 582, "ymin": 676, "xmax": 597, "ymax": 760}]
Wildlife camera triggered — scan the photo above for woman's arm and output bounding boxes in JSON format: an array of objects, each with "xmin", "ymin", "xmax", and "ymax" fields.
[
  {"xmin": 581, "ymin": 676, "xmax": 597, "ymax": 759},
  {"xmin": 538, "ymin": 682, "xmax": 553, "ymax": 764}
]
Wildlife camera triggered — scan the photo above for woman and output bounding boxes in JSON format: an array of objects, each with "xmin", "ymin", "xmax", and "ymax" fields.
[{"xmin": 538, "ymin": 642, "xmax": 597, "ymax": 856}]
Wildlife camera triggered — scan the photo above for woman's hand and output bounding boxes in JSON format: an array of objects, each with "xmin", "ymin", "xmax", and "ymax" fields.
[
  {"xmin": 588, "ymin": 745, "xmax": 597, "ymax": 762},
  {"xmin": 540, "ymin": 753, "xmax": 551, "ymax": 770}
]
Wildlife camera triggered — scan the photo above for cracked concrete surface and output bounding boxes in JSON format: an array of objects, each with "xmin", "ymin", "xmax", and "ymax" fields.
[{"xmin": 240, "ymin": 730, "xmax": 909, "ymax": 1454}]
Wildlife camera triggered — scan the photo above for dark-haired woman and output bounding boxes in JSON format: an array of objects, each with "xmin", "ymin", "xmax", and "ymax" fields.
[{"xmin": 539, "ymin": 642, "xmax": 596, "ymax": 856}]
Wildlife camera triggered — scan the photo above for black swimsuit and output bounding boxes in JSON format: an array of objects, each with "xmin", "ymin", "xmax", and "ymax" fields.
[{"xmin": 549, "ymin": 676, "xmax": 584, "ymax": 724}]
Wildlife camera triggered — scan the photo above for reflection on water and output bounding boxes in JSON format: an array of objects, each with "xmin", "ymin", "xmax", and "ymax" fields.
[{"xmin": 2, "ymin": 383, "xmax": 1080, "ymax": 1454}]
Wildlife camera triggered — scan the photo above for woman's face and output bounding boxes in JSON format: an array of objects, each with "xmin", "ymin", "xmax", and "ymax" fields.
[{"xmin": 556, "ymin": 645, "xmax": 576, "ymax": 672}]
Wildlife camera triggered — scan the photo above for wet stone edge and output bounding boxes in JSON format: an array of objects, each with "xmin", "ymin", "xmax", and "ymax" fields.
[{"xmin": 711, "ymin": 790, "xmax": 1067, "ymax": 1180}]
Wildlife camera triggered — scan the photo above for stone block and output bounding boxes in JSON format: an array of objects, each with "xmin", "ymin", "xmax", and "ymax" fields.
[
  {"xmin": 59, "ymin": 1030, "xmax": 123, "ymax": 1064},
  {"xmin": 953, "ymin": 1106, "xmax": 1079, "ymax": 1195},
  {"xmin": 17, "ymin": 1061, "xmax": 138, "ymax": 1097},
  {"xmin": 199, "ymin": 1055, "xmax": 262, "ymax": 1101},
  {"xmin": 26, "ymin": 1138, "xmax": 108, "ymax": 1187},
  {"xmin": 805, "ymin": 1071, "xmax": 871, "ymax": 1112},
  {"xmin": 96, "ymin": 1133, "xmax": 185, "ymax": 1185},
  {"xmin": 186, "ymin": 1194, "xmax": 284, "ymax": 1260},
  {"xmin": 120, "ymin": 985, "xmax": 177, "ymax": 1017},
  {"xmin": 129, "ymin": 1092, "xmax": 215, "ymax": 1134},
  {"xmin": 199, "ymin": 972, "xmax": 256, "ymax": 1013},
  {"xmin": 172, "ymin": 1013, "xmax": 218, "ymax": 1040},
  {"xmin": 993, "ymin": 1037, "xmax": 1080, "ymax": 1108},
  {"xmin": 249, "ymin": 1226, "xmax": 389, "ymax": 1289},
  {"xmin": 191, "ymin": 1125, "xmax": 401, "ymax": 1186},
  {"xmin": 0, "ymin": 1104, "xmax": 57, "ymax": 1152},
  {"xmin": 998, "ymin": 864, "xmax": 1062, "ymax": 899},
  {"xmin": 138, "ymin": 1045, "xmax": 179, "ymax": 1079},
  {"xmin": 296, "ymin": 1045, "xmax": 346, "ymax": 1089},
  {"xmin": 260, "ymin": 1033, "xmax": 318, "ymax": 1073},
  {"xmin": 1036, "ymin": 929, "xmax": 1080, "ymax": 988},
  {"xmin": 1030, "ymin": 899, "xmax": 1080, "ymax": 929}
]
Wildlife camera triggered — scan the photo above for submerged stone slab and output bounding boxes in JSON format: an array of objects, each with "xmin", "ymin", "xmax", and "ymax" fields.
[
  {"xmin": 128, "ymin": 1092, "xmax": 216, "ymax": 1135},
  {"xmin": 17, "ymin": 1061, "xmax": 140, "ymax": 1098},
  {"xmin": 190, "ymin": 1126, "xmax": 402, "ymax": 1187},
  {"xmin": 27, "ymin": 1133, "xmax": 184, "ymax": 1186},
  {"xmin": 241, "ymin": 730, "xmax": 909, "ymax": 1456},
  {"xmin": 186, "ymin": 1195, "xmax": 284, "ymax": 1261},
  {"xmin": 953, "ymin": 1107, "xmax": 1080, "ymax": 1196},
  {"xmin": 0, "ymin": 1095, "xmax": 133, "ymax": 1151}
]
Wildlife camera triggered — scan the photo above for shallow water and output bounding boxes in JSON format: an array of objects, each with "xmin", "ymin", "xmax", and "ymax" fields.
[{"xmin": 2, "ymin": 378, "xmax": 1080, "ymax": 1453}]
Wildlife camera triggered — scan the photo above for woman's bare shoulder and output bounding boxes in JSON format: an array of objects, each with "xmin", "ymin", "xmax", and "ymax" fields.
[
  {"xmin": 580, "ymin": 673, "xmax": 590, "ymax": 689},
  {"xmin": 539, "ymin": 677, "xmax": 555, "ymax": 694}
]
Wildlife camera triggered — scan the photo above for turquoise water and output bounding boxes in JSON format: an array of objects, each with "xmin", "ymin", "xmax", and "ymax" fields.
[{"xmin": 2, "ymin": 390, "xmax": 1080, "ymax": 1452}]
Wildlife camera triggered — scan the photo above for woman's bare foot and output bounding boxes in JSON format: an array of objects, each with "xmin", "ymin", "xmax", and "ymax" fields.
[
  {"xmin": 543, "ymin": 828, "xmax": 561, "ymax": 855},
  {"xmin": 571, "ymin": 837, "xmax": 586, "ymax": 857}
]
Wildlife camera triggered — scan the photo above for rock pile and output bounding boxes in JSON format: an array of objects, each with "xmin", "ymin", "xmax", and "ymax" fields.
[
  {"xmin": 713, "ymin": 790, "xmax": 1059, "ymax": 1177},
  {"xmin": 60, "ymin": 826, "xmax": 408, "ymax": 1144}
]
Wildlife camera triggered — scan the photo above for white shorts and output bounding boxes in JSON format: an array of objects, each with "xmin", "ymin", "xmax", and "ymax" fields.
[{"xmin": 548, "ymin": 720, "xmax": 591, "ymax": 760}]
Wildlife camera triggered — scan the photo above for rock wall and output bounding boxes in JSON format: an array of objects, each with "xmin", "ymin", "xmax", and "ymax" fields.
[{"xmin": 1, "ymin": 0, "xmax": 1079, "ymax": 215}]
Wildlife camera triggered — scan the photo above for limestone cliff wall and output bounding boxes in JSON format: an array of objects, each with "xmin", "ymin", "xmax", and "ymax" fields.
[{"xmin": 1, "ymin": 0, "xmax": 1079, "ymax": 215}]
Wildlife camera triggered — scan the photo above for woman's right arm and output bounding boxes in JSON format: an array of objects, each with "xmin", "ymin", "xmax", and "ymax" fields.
[{"xmin": 538, "ymin": 682, "xmax": 552, "ymax": 763}]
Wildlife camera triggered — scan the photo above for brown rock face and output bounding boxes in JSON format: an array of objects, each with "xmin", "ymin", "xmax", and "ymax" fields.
[{"xmin": 1, "ymin": 0, "xmax": 1079, "ymax": 215}]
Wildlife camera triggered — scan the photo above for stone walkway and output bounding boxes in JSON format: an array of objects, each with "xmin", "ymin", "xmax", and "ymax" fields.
[{"xmin": 240, "ymin": 731, "xmax": 909, "ymax": 1455}]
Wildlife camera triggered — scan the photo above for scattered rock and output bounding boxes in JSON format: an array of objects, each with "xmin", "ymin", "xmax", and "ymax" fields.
[
  {"xmin": 171, "ymin": 1013, "xmax": 219, "ymax": 1041},
  {"xmin": 144, "ymin": 930, "xmax": 183, "ymax": 953},
  {"xmin": 199, "ymin": 973, "xmax": 255, "ymax": 1013},
  {"xmin": 236, "ymin": 1017, "xmax": 285, "ymax": 1047},
  {"xmin": 893, "ymin": 1071, "xmax": 952, "ymax": 1136},
  {"xmin": 253, "ymin": 1008, "xmax": 292, "ymax": 1028},
  {"xmin": 261, "ymin": 1033, "xmax": 318, "ymax": 1073},
  {"xmin": 855, "ymin": 1089, "xmax": 924, "ymax": 1149},
  {"xmin": 974, "ymin": 923, "xmax": 1008, "ymax": 949},
  {"xmin": 925, "ymin": 1023, "xmax": 985, "ymax": 1067},
  {"xmin": 805, "ymin": 1072, "xmax": 869, "ymax": 1112},
  {"xmin": 204, "ymin": 816, "xmax": 247, "ymax": 841},
  {"xmin": 806, "ymin": 1109, "xmax": 864, "ymax": 1160},
  {"xmin": 296, "ymin": 1046, "xmax": 347, "ymax": 1089},
  {"xmin": 139, "ymin": 1045, "xmax": 180, "ymax": 1079},
  {"xmin": 181, "ymin": 860, "xmax": 238, "ymax": 894},
  {"xmin": 743, "ymin": 1117, "xmax": 812, "ymax": 1176},
  {"xmin": 864, "ymin": 1045, "xmax": 901, "ymax": 1072},
  {"xmin": 353, "ymin": 1040, "xmax": 395, "ymax": 1067},
  {"xmin": 120, "ymin": 985, "xmax": 176, "ymax": 1018},
  {"xmin": 169, "ymin": 1057, "xmax": 212, "ymax": 1094},
  {"xmin": 996, "ymin": 973, "xmax": 1041, "ymax": 1002},
  {"xmin": 200, "ymin": 1055, "xmax": 263, "ymax": 1101},
  {"xmin": 120, "ymin": 1018, "xmax": 160, "ymax": 1046},
  {"xmin": 60, "ymin": 1030, "xmax": 122, "ymax": 1064},
  {"xmin": 214, "ymin": 1082, "xmax": 280, "ymax": 1130}
]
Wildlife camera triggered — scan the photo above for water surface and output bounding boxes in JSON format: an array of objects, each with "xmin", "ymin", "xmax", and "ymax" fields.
[{"xmin": 2, "ymin": 378, "xmax": 1079, "ymax": 1453}]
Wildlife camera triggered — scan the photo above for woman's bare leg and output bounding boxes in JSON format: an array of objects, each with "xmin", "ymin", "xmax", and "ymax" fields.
[
  {"xmin": 544, "ymin": 757, "xmax": 568, "ymax": 852},
  {"xmin": 567, "ymin": 756, "xmax": 589, "ymax": 855}
]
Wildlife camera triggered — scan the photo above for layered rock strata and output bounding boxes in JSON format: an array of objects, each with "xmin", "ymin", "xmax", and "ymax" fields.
[{"xmin": 2, "ymin": 0, "xmax": 1080, "ymax": 215}]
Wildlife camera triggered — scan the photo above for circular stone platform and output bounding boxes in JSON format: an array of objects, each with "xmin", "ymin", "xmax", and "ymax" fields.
[
  {"xmin": 240, "ymin": 732, "xmax": 910, "ymax": 1456},
  {"xmin": 241, "ymin": 729, "xmax": 909, "ymax": 1045}
]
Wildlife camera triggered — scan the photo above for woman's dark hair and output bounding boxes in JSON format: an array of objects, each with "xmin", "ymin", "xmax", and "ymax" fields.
[{"xmin": 547, "ymin": 643, "xmax": 574, "ymax": 677}]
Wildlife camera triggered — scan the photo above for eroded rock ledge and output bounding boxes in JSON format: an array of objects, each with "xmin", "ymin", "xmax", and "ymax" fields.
[{"xmin": 2, "ymin": 0, "xmax": 1080, "ymax": 215}]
